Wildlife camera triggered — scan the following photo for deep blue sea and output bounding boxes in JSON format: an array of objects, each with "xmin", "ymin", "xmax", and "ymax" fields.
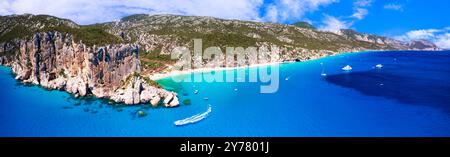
[{"xmin": 1, "ymin": 51, "xmax": 450, "ymax": 137}]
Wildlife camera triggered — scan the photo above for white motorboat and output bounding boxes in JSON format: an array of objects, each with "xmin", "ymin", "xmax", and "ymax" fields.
[{"xmin": 342, "ymin": 65, "xmax": 352, "ymax": 71}]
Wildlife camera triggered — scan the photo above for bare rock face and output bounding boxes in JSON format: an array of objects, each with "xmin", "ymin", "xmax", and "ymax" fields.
[
  {"xmin": 163, "ymin": 92, "xmax": 179, "ymax": 107},
  {"xmin": 110, "ymin": 74, "xmax": 178, "ymax": 106},
  {"xmin": 408, "ymin": 40, "xmax": 441, "ymax": 51},
  {"xmin": 5, "ymin": 31, "xmax": 177, "ymax": 105},
  {"xmin": 150, "ymin": 95, "xmax": 161, "ymax": 107}
]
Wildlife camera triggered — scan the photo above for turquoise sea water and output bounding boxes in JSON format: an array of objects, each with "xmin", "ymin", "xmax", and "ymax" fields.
[{"xmin": 1, "ymin": 51, "xmax": 449, "ymax": 136}]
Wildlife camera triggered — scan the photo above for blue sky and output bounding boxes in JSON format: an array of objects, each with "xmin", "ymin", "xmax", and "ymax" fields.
[{"xmin": 1, "ymin": 0, "xmax": 449, "ymax": 48}]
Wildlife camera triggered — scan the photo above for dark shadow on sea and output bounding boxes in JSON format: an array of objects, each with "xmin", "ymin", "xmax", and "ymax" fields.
[{"xmin": 326, "ymin": 69, "xmax": 450, "ymax": 113}]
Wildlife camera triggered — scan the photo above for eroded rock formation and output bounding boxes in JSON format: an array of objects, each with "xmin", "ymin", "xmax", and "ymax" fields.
[{"xmin": 1, "ymin": 31, "xmax": 178, "ymax": 106}]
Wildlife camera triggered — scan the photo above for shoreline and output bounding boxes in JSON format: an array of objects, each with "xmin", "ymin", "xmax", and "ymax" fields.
[
  {"xmin": 149, "ymin": 49, "xmax": 447, "ymax": 80},
  {"xmin": 149, "ymin": 50, "xmax": 366, "ymax": 80},
  {"xmin": 149, "ymin": 61, "xmax": 284, "ymax": 80}
]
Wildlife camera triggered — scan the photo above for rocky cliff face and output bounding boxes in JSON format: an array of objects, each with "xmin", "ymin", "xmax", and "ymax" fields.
[
  {"xmin": 408, "ymin": 39, "xmax": 441, "ymax": 51},
  {"xmin": 0, "ymin": 31, "xmax": 178, "ymax": 106},
  {"xmin": 338, "ymin": 29, "xmax": 441, "ymax": 50}
]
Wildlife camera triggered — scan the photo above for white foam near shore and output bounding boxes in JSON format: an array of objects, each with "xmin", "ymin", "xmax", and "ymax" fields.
[{"xmin": 174, "ymin": 105, "xmax": 212, "ymax": 126}]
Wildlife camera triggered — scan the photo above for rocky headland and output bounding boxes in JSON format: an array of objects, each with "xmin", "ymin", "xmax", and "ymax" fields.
[{"xmin": 0, "ymin": 31, "xmax": 178, "ymax": 106}]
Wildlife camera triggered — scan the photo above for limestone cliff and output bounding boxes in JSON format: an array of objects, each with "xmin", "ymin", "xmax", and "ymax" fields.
[{"xmin": 0, "ymin": 31, "xmax": 178, "ymax": 106}]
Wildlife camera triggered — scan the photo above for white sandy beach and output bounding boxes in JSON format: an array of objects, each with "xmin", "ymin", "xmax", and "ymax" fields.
[
  {"xmin": 147, "ymin": 50, "xmax": 385, "ymax": 80},
  {"xmin": 148, "ymin": 61, "xmax": 285, "ymax": 80}
]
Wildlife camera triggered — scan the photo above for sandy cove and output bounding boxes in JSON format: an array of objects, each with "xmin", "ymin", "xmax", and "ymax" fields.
[{"xmin": 148, "ymin": 61, "xmax": 285, "ymax": 80}]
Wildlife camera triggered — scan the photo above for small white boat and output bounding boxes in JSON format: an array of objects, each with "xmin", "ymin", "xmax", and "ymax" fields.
[
  {"xmin": 375, "ymin": 64, "xmax": 383, "ymax": 69},
  {"xmin": 174, "ymin": 105, "xmax": 212, "ymax": 126},
  {"xmin": 203, "ymin": 97, "xmax": 208, "ymax": 100},
  {"xmin": 234, "ymin": 88, "xmax": 238, "ymax": 91},
  {"xmin": 194, "ymin": 90, "xmax": 199, "ymax": 94},
  {"xmin": 320, "ymin": 63, "xmax": 326, "ymax": 77},
  {"xmin": 285, "ymin": 77, "xmax": 290, "ymax": 81},
  {"xmin": 342, "ymin": 65, "xmax": 352, "ymax": 71}
]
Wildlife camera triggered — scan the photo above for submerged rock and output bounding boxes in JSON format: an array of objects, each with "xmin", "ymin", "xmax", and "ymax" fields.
[
  {"xmin": 137, "ymin": 110, "xmax": 147, "ymax": 117},
  {"xmin": 183, "ymin": 99, "xmax": 191, "ymax": 105}
]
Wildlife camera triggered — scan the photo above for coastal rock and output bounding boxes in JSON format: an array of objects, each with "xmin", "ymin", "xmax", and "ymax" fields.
[
  {"xmin": 111, "ymin": 73, "xmax": 172, "ymax": 105},
  {"xmin": 163, "ymin": 92, "xmax": 179, "ymax": 107},
  {"xmin": 150, "ymin": 95, "xmax": 161, "ymax": 107},
  {"xmin": 169, "ymin": 94, "xmax": 180, "ymax": 107},
  {"xmin": 3, "ymin": 31, "xmax": 178, "ymax": 105}
]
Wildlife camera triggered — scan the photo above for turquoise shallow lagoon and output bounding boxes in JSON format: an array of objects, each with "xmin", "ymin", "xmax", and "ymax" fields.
[{"xmin": 1, "ymin": 51, "xmax": 450, "ymax": 136}]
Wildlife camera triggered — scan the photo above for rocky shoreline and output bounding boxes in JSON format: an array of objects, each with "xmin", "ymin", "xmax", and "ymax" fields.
[{"xmin": 0, "ymin": 31, "xmax": 179, "ymax": 107}]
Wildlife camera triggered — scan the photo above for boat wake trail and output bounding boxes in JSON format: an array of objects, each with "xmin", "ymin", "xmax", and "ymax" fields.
[{"xmin": 174, "ymin": 105, "xmax": 212, "ymax": 126}]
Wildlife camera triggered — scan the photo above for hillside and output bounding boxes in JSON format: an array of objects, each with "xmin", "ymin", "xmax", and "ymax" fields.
[{"xmin": 0, "ymin": 14, "xmax": 441, "ymax": 74}]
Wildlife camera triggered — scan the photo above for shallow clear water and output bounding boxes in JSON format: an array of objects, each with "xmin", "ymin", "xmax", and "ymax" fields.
[{"xmin": 1, "ymin": 51, "xmax": 449, "ymax": 137}]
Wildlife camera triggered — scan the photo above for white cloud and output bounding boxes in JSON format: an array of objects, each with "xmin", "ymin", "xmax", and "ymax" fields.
[
  {"xmin": 384, "ymin": 4, "xmax": 403, "ymax": 11},
  {"xmin": 351, "ymin": 8, "xmax": 368, "ymax": 20},
  {"xmin": 354, "ymin": 0, "xmax": 372, "ymax": 7},
  {"xmin": 406, "ymin": 29, "xmax": 440, "ymax": 40},
  {"xmin": 395, "ymin": 28, "xmax": 450, "ymax": 49},
  {"xmin": 351, "ymin": 0, "xmax": 372, "ymax": 20},
  {"xmin": 395, "ymin": 29, "xmax": 441, "ymax": 41},
  {"xmin": 435, "ymin": 33, "xmax": 450, "ymax": 49},
  {"xmin": 319, "ymin": 15, "xmax": 352, "ymax": 32},
  {"xmin": 262, "ymin": 0, "xmax": 338, "ymax": 23},
  {"xmin": 320, "ymin": 0, "xmax": 371, "ymax": 33},
  {"xmin": 0, "ymin": 0, "xmax": 340, "ymax": 25},
  {"xmin": 0, "ymin": 0, "xmax": 12, "ymax": 15},
  {"xmin": 0, "ymin": 0, "xmax": 265, "ymax": 24}
]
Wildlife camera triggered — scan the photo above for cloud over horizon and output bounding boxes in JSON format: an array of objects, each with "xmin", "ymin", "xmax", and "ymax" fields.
[
  {"xmin": 0, "ymin": 0, "xmax": 265, "ymax": 24},
  {"xmin": 395, "ymin": 28, "xmax": 450, "ymax": 49},
  {"xmin": 261, "ymin": 0, "xmax": 337, "ymax": 23},
  {"xmin": 319, "ymin": 0, "xmax": 372, "ymax": 32}
]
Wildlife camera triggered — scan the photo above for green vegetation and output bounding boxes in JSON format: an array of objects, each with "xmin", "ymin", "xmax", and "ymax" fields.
[
  {"xmin": 146, "ymin": 25, "xmax": 258, "ymax": 49},
  {"xmin": 121, "ymin": 72, "xmax": 162, "ymax": 88},
  {"xmin": 0, "ymin": 25, "xmax": 32, "ymax": 43},
  {"xmin": 140, "ymin": 49, "xmax": 176, "ymax": 62},
  {"xmin": 139, "ymin": 49, "xmax": 174, "ymax": 71},
  {"xmin": 142, "ymin": 61, "xmax": 164, "ymax": 70},
  {"xmin": 143, "ymin": 76, "xmax": 162, "ymax": 88},
  {"xmin": 0, "ymin": 50, "xmax": 17, "ymax": 58},
  {"xmin": 58, "ymin": 69, "xmax": 67, "ymax": 78},
  {"xmin": 292, "ymin": 21, "xmax": 316, "ymax": 29},
  {"xmin": 43, "ymin": 25, "xmax": 123, "ymax": 46},
  {"xmin": 0, "ymin": 15, "xmax": 123, "ymax": 47}
]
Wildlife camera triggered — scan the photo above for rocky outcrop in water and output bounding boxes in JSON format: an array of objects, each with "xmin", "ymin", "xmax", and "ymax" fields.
[{"xmin": 1, "ymin": 31, "xmax": 178, "ymax": 106}]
